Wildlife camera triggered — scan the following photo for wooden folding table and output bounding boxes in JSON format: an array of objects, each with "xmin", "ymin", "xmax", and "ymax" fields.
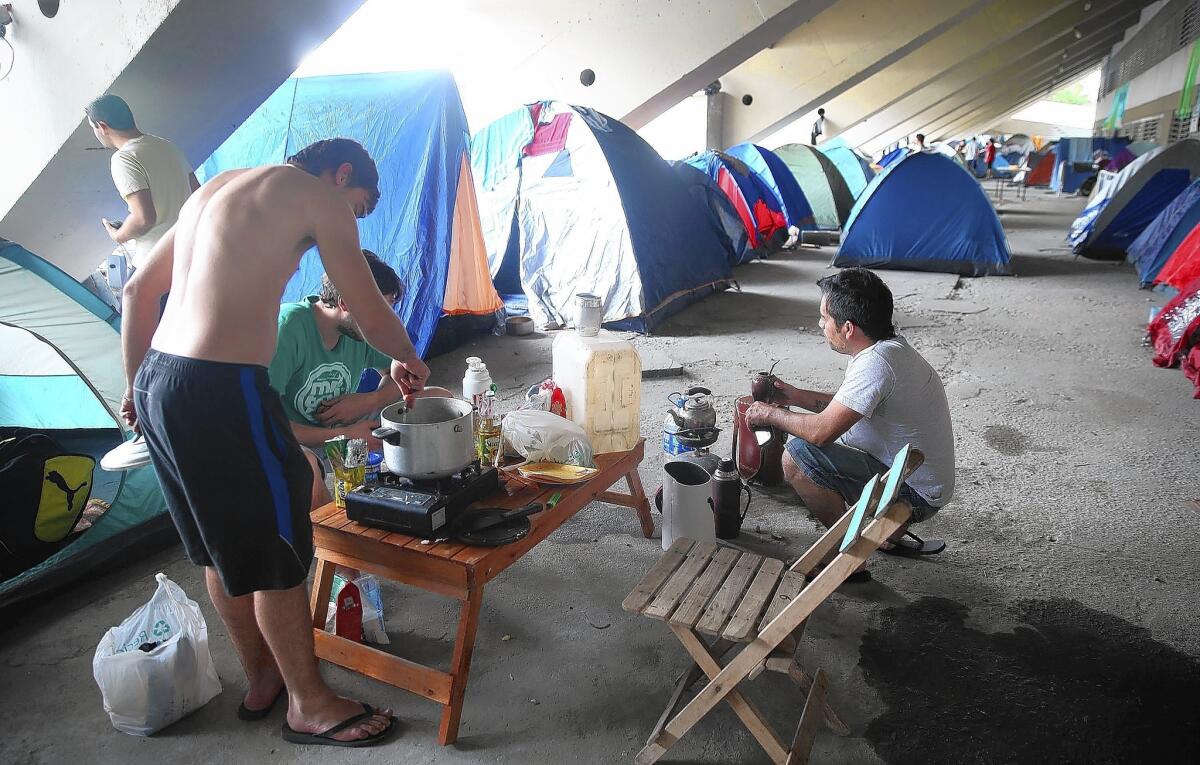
[{"xmin": 308, "ymin": 439, "xmax": 653, "ymax": 745}]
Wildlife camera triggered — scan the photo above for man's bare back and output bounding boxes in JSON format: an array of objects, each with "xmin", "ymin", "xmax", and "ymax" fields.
[{"xmin": 154, "ymin": 165, "xmax": 367, "ymax": 366}]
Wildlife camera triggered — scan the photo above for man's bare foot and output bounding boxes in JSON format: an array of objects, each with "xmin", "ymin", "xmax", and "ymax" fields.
[
  {"xmin": 243, "ymin": 664, "xmax": 286, "ymax": 712},
  {"xmin": 287, "ymin": 695, "xmax": 394, "ymax": 743}
]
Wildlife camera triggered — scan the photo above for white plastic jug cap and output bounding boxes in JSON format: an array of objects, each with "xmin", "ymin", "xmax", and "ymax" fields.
[{"xmin": 466, "ymin": 356, "xmax": 485, "ymax": 369}]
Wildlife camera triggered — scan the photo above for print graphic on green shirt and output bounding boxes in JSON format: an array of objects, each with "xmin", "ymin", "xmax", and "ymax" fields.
[{"xmin": 268, "ymin": 298, "xmax": 391, "ymax": 425}]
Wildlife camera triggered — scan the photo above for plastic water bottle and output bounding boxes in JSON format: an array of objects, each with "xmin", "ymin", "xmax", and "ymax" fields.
[{"xmin": 463, "ymin": 357, "xmax": 492, "ymax": 412}]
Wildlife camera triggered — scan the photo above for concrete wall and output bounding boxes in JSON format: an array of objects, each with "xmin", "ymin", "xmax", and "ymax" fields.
[
  {"xmin": 0, "ymin": 0, "xmax": 364, "ymax": 278},
  {"xmin": 0, "ymin": 0, "xmax": 182, "ymax": 219}
]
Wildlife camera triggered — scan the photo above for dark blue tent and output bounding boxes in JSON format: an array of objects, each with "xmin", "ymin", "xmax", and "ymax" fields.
[
  {"xmin": 471, "ymin": 102, "xmax": 733, "ymax": 332},
  {"xmin": 835, "ymin": 151, "xmax": 1010, "ymax": 276},
  {"xmin": 200, "ymin": 71, "xmax": 504, "ymax": 358},
  {"xmin": 1051, "ymin": 136, "xmax": 1131, "ymax": 193},
  {"xmin": 684, "ymin": 150, "xmax": 789, "ymax": 251},
  {"xmin": 723, "ymin": 143, "xmax": 815, "ymax": 231},
  {"xmin": 1127, "ymin": 179, "xmax": 1200, "ymax": 286},
  {"xmin": 1069, "ymin": 140, "xmax": 1200, "ymax": 259},
  {"xmin": 672, "ymin": 162, "xmax": 755, "ymax": 265}
]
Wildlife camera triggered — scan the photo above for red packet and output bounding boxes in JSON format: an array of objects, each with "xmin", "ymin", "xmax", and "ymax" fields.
[{"xmin": 334, "ymin": 580, "xmax": 364, "ymax": 643}]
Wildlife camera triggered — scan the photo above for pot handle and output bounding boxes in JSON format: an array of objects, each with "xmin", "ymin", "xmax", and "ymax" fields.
[{"xmin": 372, "ymin": 425, "xmax": 400, "ymax": 442}]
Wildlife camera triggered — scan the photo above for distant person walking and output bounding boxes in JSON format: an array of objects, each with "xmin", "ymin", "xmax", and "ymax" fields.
[
  {"xmin": 811, "ymin": 108, "xmax": 826, "ymax": 145},
  {"xmin": 983, "ymin": 138, "xmax": 997, "ymax": 179},
  {"xmin": 86, "ymin": 94, "xmax": 199, "ymax": 268}
]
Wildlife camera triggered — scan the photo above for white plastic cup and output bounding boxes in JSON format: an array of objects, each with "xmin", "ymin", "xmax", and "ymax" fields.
[{"xmin": 576, "ymin": 293, "xmax": 602, "ymax": 337}]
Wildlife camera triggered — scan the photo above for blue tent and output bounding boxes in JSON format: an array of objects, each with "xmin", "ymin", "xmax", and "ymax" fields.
[
  {"xmin": 816, "ymin": 137, "xmax": 876, "ymax": 198},
  {"xmin": 471, "ymin": 102, "xmax": 732, "ymax": 332},
  {"xmin": 672, "ymin": 162, "xmax": 755, "ymax": 265},
  {"xmin": 0, "ymin": 241, "xmax": 173, "ymax": 608},
  {"xmin": 1126, "ymin": 179, "xmax": 1200, "ymax": 286},
  {"xmin": 835, "ymin": 152, "xmax": 1010, "ymax": 276},
  {"xmin": 723, "ymin": 143, "xmax": 815, "ymax": 230},
  {"xmin": 1069, "ymin": 140, "xmax": 1200, "ymax": 260},
  {"xmin": 684, "ymin": 150, "xmax": 790, "ymax": 252},
  {"xmin": 200, "ymin": 71, "xmax": 503, "ymax": 358}
]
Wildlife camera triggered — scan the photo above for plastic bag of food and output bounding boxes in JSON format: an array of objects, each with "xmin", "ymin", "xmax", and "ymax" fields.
[
  {"xmin": 92, "ymin": 573, "xmax": 222, "ymax": 736},
  {"xmin": 501, "ymin": 409, "xmax": 595, "ymax": 468},
  {"xmin": 325, "ymin": 573, "xmax": 389, "ymax": 645}
]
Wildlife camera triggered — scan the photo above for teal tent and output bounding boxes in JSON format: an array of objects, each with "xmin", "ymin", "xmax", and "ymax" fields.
[
  {"xmin": 0, "ymin": 241, "xmax": 172, "ymax": 608},
  {"xmin": 816, "ymin": 137, "xmax": 876, "ymax": 198}
]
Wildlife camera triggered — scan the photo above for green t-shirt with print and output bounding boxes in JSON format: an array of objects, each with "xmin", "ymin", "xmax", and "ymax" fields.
[{"xmin": 268, "ymin": 297, "xmax": 391, "ymax": 425}]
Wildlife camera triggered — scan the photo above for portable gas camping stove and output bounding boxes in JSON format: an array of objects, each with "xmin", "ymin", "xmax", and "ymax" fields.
[{"xmin": 344, "ymin": 464, "xmax": 499, "ymax": 539}]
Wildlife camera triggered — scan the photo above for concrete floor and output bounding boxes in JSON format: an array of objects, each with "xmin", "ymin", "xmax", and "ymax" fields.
[{"xmin": 3, "ymin": 188, "xmax": 1199, "ymax": 764}]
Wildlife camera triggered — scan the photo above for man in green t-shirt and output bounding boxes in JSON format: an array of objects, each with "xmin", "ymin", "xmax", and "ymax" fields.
[{"xmin": 268, "ymin": 250, "xmax": 450, "ymax": 505}]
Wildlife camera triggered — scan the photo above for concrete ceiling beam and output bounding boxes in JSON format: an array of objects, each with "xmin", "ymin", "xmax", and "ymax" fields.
[
  {"xmin": 838, "ymin": 0, "xmax": 1140, "ymax": 150},
  {"xmin": 929, "ymin": 38, "xmax": 1120, "ymax": 139},
  {"xmin": 713, "ymin": 0, "xmax": 999, "ymax": 147},
  {"xmin": 900, "ymin": 16, "xmax": 1136, "ymax": 141}
]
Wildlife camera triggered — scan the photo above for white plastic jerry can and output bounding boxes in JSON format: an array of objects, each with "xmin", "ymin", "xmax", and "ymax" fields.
[{"xmin": 551, "ymin": 330, "xmax": 642, "ymax": 454}]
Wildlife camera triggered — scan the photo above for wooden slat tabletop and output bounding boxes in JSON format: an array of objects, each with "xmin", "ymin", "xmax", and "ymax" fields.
[{"xmin": 311, "ymin": 441, "xmax": 644, "ymax": 579}]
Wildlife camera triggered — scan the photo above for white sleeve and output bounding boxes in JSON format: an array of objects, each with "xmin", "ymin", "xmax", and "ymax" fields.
[
  {"xmin": 110, "ymin": 151, "xmax": 149, "ymax": 199},
  {"xmin": 832, "ymin": 354, "xmax": 893, "ymax": 417}
]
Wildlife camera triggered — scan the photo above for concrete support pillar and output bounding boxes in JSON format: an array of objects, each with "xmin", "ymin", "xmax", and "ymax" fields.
[{"xmin": 706, "ymin": 92, "xmax": 728, "ymax": 151}]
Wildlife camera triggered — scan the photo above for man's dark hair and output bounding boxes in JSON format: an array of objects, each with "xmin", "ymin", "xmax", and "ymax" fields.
[
  {"xmin": 85, "ymin": 94, "xmax": 136, "ymax": 131},
  {"xmin": 816, "ymin": 268, "xmax": 895, "ymax": 341},
  {"xmin": 319, "ymin": 249, "xmax": 403, "ymax": 308},
  {"xmin": 915, "ymin": 133, "xmax": 925, "ymax": 143},
  {"xmin": 287, "ymin": 138, "xmax": 380, "ymax": 213},
  {"xmin": 817, "ymin": 108, "xmax": 825, "ymax": 116}
]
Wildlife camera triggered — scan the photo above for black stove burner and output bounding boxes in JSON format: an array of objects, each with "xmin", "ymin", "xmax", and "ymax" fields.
[{"xmin": 345, "ymin": 464, "xmax": 499, "ymax": 538}]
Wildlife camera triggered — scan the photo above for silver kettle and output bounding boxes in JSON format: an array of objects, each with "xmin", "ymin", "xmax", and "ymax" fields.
[{"xmin": 668, "ymin": 386, "xmax": 717, "ymax": 432}]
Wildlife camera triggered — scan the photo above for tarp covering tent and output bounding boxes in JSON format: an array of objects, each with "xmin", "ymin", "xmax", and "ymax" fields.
[
  {"xmin": 1126, "ymin": 179, "xmax": 1200, "ymax": 286},
  {"xmin": 816, "ymin": 137, "xmax": 876, "ymax": 198},
  {"xmin": 199, "ymin": 71, "xmax": 503, "ymax": 359},
  {"xmin": 1050, "ymin": 136, "xmax": 1130, "ymax": 193},
  {"xmin": 684, "ymin": 150, "xmax": 789, "ymax": 251},
  {"xmin": 1155, "ymin": 223, "xmax": 1200, "ymax": 291},
  {"xmin": 672, "ymin": 162, "xmax": 755, "ymax": 265},
  {"xmin": 1147, "ymin": 275, "xmax": 1200, "ymax": 370},
  {"xmin": 1023, "ymin": 142, "xmax": 1057, "ymax": 186},
  {"xmin": 723, "ymin": 143, "xmax": 816, "ymax": 231},
  {"xmin": 772, "ymin": 143, "xmax": 856, "ymax": 230},
  {"xmin": 1110, "ymin": 140, "xmax": 1159, "ymax": 172},
  {"xmin": 0, "ymin": 241, "xmax": 172, "ymax": 608},
  {"xmin": 1069, "ymin": 140, "xmax": 1200, "ymax": 259},
  {"xmin": 877, "ymin": 146, "xmax": 909, "ymax": 168},
  {"xmin": 834, "ymin": 151, "xmax": 1011, "ymax": 276},
  {"xmin": 471, "ymin": 102, "xmax": 733, "ymax": 331}
]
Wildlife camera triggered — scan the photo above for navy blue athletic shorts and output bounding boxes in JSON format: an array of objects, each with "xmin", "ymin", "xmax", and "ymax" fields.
[{"xmin": 133, "ymin": 350, "xmax": 314, "ymax": 596}]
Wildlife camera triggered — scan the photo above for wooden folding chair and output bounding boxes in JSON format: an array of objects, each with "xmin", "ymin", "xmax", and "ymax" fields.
[{"xmin": 623, "ymin": 445, "xmax": 924, "ymax": 764}]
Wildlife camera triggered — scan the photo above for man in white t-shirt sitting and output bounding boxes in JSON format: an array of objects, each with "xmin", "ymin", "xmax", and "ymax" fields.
[
  {"xmin": 86, "ymin": 94, "xmax": 199, "ymax": 267},
  {"xmin": 746, "ymin": 268, "xmax": 954, "ymax": 581}
]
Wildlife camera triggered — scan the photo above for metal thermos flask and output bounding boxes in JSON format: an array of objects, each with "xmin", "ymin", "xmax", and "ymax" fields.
[{"xmin": 711, "ymin": 459, "xmax": 750, "ymax": 539}]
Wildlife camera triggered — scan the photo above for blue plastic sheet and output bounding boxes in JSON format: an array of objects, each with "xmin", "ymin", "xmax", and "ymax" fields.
[
  {"xmin": 1127, "ymin": 179, "xmax": 1200, "ymax": 285},
  {"xmin": 200, "ymin": 71, "xmax": 473, "ymax": 358},
  {"xmin": 835, "ymin": 152, "xmax": 1010, "ymax": 276}
]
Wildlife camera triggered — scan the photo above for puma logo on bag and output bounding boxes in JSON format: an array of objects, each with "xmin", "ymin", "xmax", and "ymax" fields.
[{"xmin": 45, "ymin": 470, "xmax": 89, "ymax": 512}]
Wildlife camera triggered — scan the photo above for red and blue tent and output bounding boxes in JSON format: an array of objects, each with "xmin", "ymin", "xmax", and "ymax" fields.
[
  {"xmin": 685, "ymin": 150, "xmax": 789, "ymax": 251},
  {"xmin": 723, "ymin": 143, "xmax": 815, "ymax": 232}
]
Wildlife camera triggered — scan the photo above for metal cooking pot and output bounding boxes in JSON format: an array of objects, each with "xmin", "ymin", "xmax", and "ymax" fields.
[{"xmin": 372, "ymin": 397, "xmax": 476, "ymax": 480}]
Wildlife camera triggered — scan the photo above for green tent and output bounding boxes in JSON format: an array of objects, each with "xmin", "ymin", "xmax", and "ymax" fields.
[
  {"xmin": 773, "ymin": 143, "xmax": 856, "ymax": 230},
  {"xmin": 0, "ymin": 240, "xmax": 173, "ymax": 608}
]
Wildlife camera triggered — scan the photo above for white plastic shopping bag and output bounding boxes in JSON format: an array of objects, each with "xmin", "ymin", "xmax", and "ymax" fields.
[
  {"xmin": 92, "ymin": 573, "xmax": 222, "ymax": 735},
  {"xmin": 501, "ymin": 409, "xmax": 596, "ymax": 467}
]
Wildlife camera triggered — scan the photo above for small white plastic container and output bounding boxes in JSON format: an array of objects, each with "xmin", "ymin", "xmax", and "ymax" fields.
[
  {"xmin": 552, "ymin": 330, "xmax": 642, "ymax": 453},
  {"xmin": 462, "ymin": 357, "xmax": 492, "ymax": 412}
]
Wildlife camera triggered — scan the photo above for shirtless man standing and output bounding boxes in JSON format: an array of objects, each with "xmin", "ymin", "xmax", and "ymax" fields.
[{"xmin": 121, "ymin": 138, "xmax": 429, "ymax": 747}]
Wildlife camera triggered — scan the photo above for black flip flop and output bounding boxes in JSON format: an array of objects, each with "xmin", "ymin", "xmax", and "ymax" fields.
[
  {"xmin": 282, "ymin": 702, "xmax": 398, "ymax": 748},
  {"xmin": 880, "ymin": 531, "xmax": 946, "ymax": 557},
  {"xmin": 237, "ymin": 687, "xmax": 286, "ymax": 721}
]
